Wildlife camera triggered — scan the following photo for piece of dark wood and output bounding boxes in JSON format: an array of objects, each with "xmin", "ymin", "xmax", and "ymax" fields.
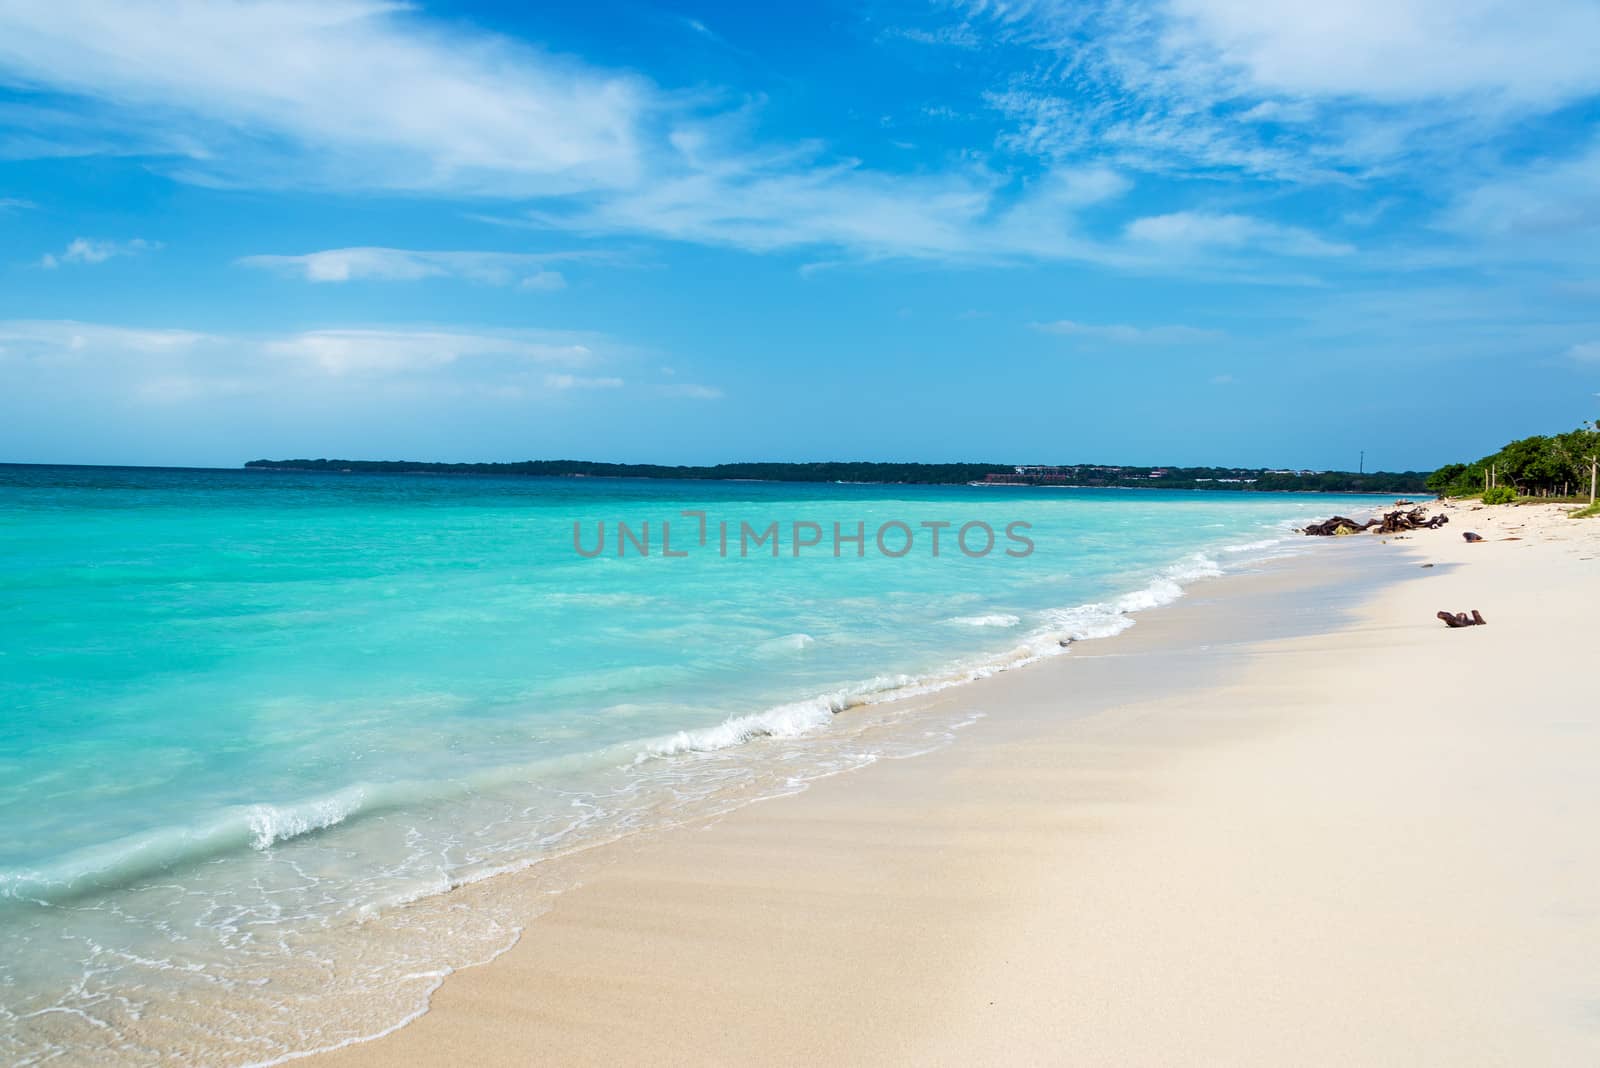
[
  {"xmin": 1301, "ymin": 507, "xmax": 1447, "ymax": 536},
  {"xmin": 1436, "ymin": 609, "xmax": 1487, "ymax": 628}
]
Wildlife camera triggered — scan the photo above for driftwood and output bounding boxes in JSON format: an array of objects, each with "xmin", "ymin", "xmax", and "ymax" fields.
[
  {"xmin": 1436, "ymin": 610, "xmax": 1488, "ymax": 628},
  {"xmin": 1375, "ymin": 507, "xmax": 1447, "ymax": 533},
  {"xmin": 1301, "ymin": 507, "xmax": 1446, "ymax": 536},
  {"xmin": 1301, "ymin": 515, "xmax": 1377, "ymax": 536}
]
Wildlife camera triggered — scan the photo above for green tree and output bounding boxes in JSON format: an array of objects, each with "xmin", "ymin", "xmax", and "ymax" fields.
[{"xmin": 1425, "ymin": 463, "xmax": 1467, "ymax": 495}]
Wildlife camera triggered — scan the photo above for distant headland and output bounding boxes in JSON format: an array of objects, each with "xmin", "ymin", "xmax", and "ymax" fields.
[{"xmin": 243, "ymin": 458, "xmax": 1431, "ymax": 494}]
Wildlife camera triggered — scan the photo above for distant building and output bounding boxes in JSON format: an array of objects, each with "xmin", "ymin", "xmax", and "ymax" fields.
[{"xmin": 994, "ymin": 466, "xmax": 1078, "ymax": 484}]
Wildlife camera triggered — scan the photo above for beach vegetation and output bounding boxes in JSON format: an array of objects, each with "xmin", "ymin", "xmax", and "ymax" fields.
[
  {"xmin": 1430, "ymin": 421, "xmax": 1600, "ymax": 499},
  {"xmin": 1424, "ymin": 464, "xmax": 1468, "ymax": 496},
  {"xmin": 1482, "ymin": 486, "xmax": 1516, "ymax": 505}
]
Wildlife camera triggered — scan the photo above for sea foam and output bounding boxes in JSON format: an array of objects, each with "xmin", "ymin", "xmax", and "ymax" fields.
[{"xmin": 947, "ymin": 613, "xmax": 1022, "ymax": 627}]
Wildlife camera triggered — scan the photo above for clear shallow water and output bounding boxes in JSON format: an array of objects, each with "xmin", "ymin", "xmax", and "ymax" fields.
[{"xmin": 0, "ymin": 465, "xmax": 1395, "ymax": 1063}]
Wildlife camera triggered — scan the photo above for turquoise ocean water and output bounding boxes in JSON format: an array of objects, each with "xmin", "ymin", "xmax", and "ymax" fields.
[{"xmin": 0, "ymin": 465, "xmax": 1394, "ymax": 1064}]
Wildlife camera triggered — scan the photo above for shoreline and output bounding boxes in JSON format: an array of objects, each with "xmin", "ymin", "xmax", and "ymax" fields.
[
  {"xmin": 307, "ymin": 503, "xmax": 1600, "ymax": 1066},
  {"xmin": 6, "ymin": 485, "xmax": 1366, "ymax": 1067}
]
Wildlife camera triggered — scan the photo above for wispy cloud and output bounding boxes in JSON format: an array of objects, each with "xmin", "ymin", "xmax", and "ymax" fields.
[
  {"xmin": 261, "ymin": 328, "xmax": 598, "ymax": 378},
  {"xmin": 0, "ymin": 320, "xmax": 208, "ymax": 353},
  {"xmin": 0, "ymin": 0, "xmax": 1590, "ymax": 284},
  {"xmin": 680, "ymin": 16, "xmax": 716, "ymax": 39},
  {"xmin": 526, "ymin": 156, "xmax": 1141, "ymax": 265},
  {"xmin": 545, "ymin": 372, "xmax": 624, "ymax": 390},
  {"xmin": 1033, "ymin": 319, "xmax": 1222, "ymax": 344},
  {"xmin": 659, "ymin": 382, "xmax": 724, "ymax": 399},
  {"xmin": 1567, "ymin": 341, "xmax": 1600, "ymax": 364},
  {"xmin": 941, "ymin": 0, "xmax": 1600, "ymax": 252},
  {"xmin": 0, "ymin": 319, "xmax": 684, "ymax": 464},
  {"xmin": 0, "ymin": 2, "xmax": 1347, "ymax": 272},
  {"xmin": 881, "ymin": 24, "xmax": 981, "ymax": 49},
  {"xmin": 1161, "ymin": 0, "xmax": 1600, "ymax": 105},
  {"xmin": 519, "ymin": 270, "xmax": 567, "ymax": 291},
  {"xmin": 0, "ymin": 320, "xmax": 626, "ymax": 399},
  {"xmin": 1124, "ymin": 212, "xmax": 1354, "ymax": 257},
  {"xmin": 0, "ymin": 0, "xmax": 649, "ymax": 195},
  {"xmin": 1443, "ymin": 137, "xmax": 1600, "ymax": 240},
  {"xmin": 238, "ymin": 247, "xmax": 585, "ymax": 289},
  {"xmin": 39, "ymin": 237, "xmax": 160, "ymax": 268},
  {"xmin": 0, "ymin": 196, "xmax": 36, "ymax": 211}
]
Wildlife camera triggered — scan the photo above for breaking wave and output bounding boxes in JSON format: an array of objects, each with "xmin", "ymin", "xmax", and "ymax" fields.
[
  {"xmin": 946, "ymin": 613, "xmax": 1022, "ymax": 628},
  {"xmin": 755, "ymin": 632, "xmax": 816, "ymax": 655},
  {"xmin": 2, "ymin": 786, "xmax": 376, "ymax": 906},
  {"xmin": 634, "ymin": 551, "xmax": 1233, "ymax": 763}
]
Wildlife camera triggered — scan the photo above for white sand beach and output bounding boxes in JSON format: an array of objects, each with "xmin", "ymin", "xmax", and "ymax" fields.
[{"xmin": 314, "ymin": 502, "xmax": 1600, "ymax": 1067}]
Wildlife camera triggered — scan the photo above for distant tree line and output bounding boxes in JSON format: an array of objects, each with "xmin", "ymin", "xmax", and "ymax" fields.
[
  {"xmin": 1023, "ymin": 465, "xmax": 1430, "ymax": 493},
  {"xmin": 244, "ymin": 458, "xmax": 1430, "ymax": 492},
  {"xmin": 244, "ymin": 458, "xmax": 1011, "ymax": 484},
  {"xmin": 1426, "ymin": 421, "xmax": 1600, "ymax": 498}
]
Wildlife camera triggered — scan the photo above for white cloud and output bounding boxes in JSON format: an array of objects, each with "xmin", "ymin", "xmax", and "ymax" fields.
[
  {"xmin": 533, "ymin": 155, "xmax": 1136, "ymax": 264},
  {"xmin": 0, "ymin": 1, "xmax": 1369, "ymax": 272},
  {"xmin": 1125, "ymin": 212, "xmax": 1354, "ymax": 257},
  {"xmin": 519, "ymin": 269, "xmax": 567, "ymax": 292},
  {"xmin": 0, "ymin": 0, "xmax": 649, "ymax": 195},
  {"xmin": 39, "ymin": 236, "xmax": 159, "ymax": 268},
  {"xmin": 883, "ymin": 24, "xmax": 982, "ymax": 49},
  {"xmin": 4, "ymin": 0, "xmax": 1579, "ymax": 280},
  {"xmin": 1235, "ymin": 101, "xmax": 1312, "ymax": 124},
  {"xmin": 967, "ymin": 1, "xmax": 1600, "ymax": 108},
  {"xmin": 545, "ymin": 372, "xmax": 623, "ymax": 390},
  {"xmin": 1033, "ymin": 319, "xmax": 1222, "ymax": 344},
  {"xmin": 262, "ymin": 329, "xmax": 594, "ymax": 377},
  {"xmin": 0, "ymin": 320, "xmax": 208, "ymax": 355},
  {"xmin": 0, "ymin": 2, "xmax": 1140, "ymax": 266},
  {"xmin": 0, "ymin": 195, "xmax": 36, "ymax": 210},
  {"xmin": 659, "ymin": 383, "xmax": 724, "ymax": 399},
  {"xmin": 1444, "ymin": 140, "xmax": 1600, "ymax": 239},
  {"xmin": 239, "ymin": 247, "xmax": 581, "ymax": 289},
  {"xmin": 960, "ymin": 0, "xmax": 1600, "ymax": 192},
  {"xmin": 1164, "ymin": 0, "xmax": 1600, "ymax": 105},
  {"xmin": 1342, "ymin": 198, "xmax": 1396, "ymax": 228},
  {"xmin": 0, "ymin": 320, "xmax": 624, "ymax": 399},
  {"xmin": 0, "ymin": 319, "xmax": 685, "ymax": 464},
  {"xmin": 1568, "ymin": 341, "xmax": 1600, "ymax": 364}
]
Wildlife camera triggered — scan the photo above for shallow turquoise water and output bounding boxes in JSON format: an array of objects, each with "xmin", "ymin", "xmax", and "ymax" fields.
[{"xmin": 0, "ymin": 465, "xmax": 1393, "ymax": 1063}]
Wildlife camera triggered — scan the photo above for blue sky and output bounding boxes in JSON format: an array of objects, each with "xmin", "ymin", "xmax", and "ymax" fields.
[{"xmin": 1, "ymin": 0, "xmax": 1598, "ymax": 471}]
